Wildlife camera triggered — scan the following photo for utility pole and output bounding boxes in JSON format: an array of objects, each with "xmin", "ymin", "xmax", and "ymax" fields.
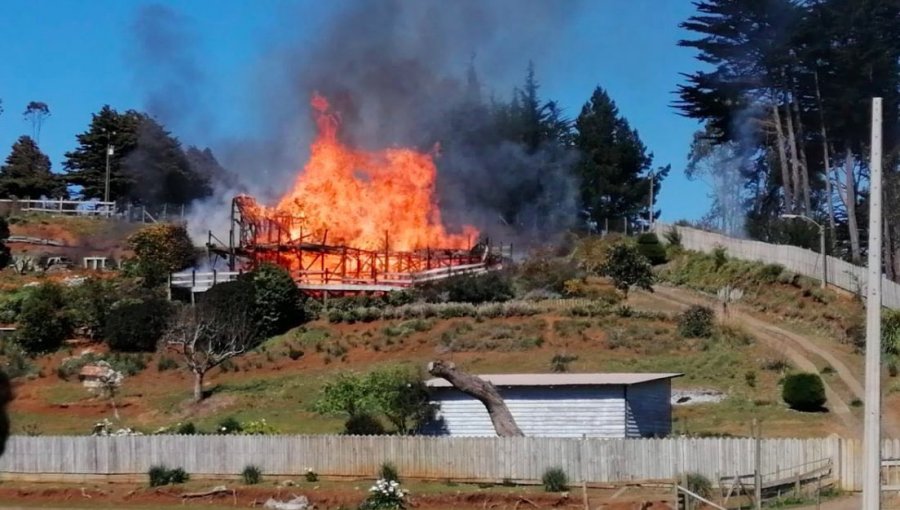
[
  {"xmin": 103, "ymin": 129, "xmax": 116, "ymax": 204},
  {"xmin": 862, "ymin": 97, "xmax": 883, "ymax": 510},
  {"xmin": 648, "ymin": 170, "xmax": 655, "ymax": 233}
]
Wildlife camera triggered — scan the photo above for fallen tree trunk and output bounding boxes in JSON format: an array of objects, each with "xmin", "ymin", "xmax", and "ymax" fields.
[
  {"xmin": 427, "ymin": 360, "xmax": 524, "ymax": 437},
  {"xmin": 182, "ymin": 485, "xmax": 234, "ymax": 499}
]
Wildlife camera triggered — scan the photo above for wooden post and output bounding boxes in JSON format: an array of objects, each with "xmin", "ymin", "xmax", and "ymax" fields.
[
  {"xmin": 754, "ymin": 419, "xmax": 762, "ymax": 510},
  {"xmin": 682, "ymin": 471, "xmax": 690, "ymax": 510}
]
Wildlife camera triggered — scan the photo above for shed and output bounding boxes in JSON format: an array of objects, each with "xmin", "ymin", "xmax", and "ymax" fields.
[{"xmin": 424, "ymin": 372, "xmax": 683, "ymax": 438}]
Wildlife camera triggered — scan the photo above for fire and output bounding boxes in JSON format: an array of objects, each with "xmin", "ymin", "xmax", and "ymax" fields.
[{"xmin": 273, "ymin": 93, "xmax": 477, "ymax": 251}]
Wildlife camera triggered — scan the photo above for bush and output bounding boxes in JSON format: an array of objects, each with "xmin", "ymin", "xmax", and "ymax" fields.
[
  {"xmin": 682, "ymin": 472, "xmax": 712, "ymax": 499},
  {"xmin": 344, "ymin": 413, "xmax": 386, "ymax": 435},
  {"xmin": 288, "ymin": 347, "xmax": 304, "ymax": 360},
  {"xmin": 636, "ymin": 233, "xmax": 667, "ymax": 265},
  {"xmin": 217, "ymin": 416, "xmax": 243, "ymax": 434},
  {"xmin": 242, "ymin": 465, "xmax": 262, "ymax": 485},
  {"xmin": 782, "ymin": 373, "xmax": 827, "ymax": 411},
  {"xmin": 157, "ymin": 356, "xmax": 178, "ymax": 372},
  {"xmin": 148, "ymin": 465, "xmax": 170, "ymax": 487},
  {"xmin": 418, "ymin": 271, "xmax": 514, "ymax": 304},
  {"xmin": 305, "ymin": 468, "xmax": 318, "ymax": 482},
  {"xmin": 517, "ymin": 254, "xmax": 581, "ymax": 293},
  {"xmin": 244, "ymin": 263, "xmax": 306, "ymax": 337},
  {"xmin": 712, "ymin": 246, "xmax": 728, "ymax": 269},
  {"xmin": 168, "ymin": 467, "xmax": 189, "ymax": 484},
  {"xmin": 663, "ymin": 227, "xmax": 682, "ymax": 247},
  {"xmin": 64, "ymin": 278, "xmax": 118, "ymax": 340},
  {"xmin": 599, "ymin": 243, "xmax": 654, "ymax": 297},
  {"xmin": 380, "ymin": 462, "xmax": 400, "ymax": 482},
  {"xmin": 678, "ymin": 305, "xmax": 715, "ymax": 338},
  {"xmin": 550, "ymin": 353, "xmax": 578, "ymax": 373},
  {"xmin": 106, "ymin": 297, "xmax": 172, "ymax": 352},
  {"xmin": 176, "ymin": 422, "xmax": 197, "ymax": 435},
  {"xmin": 541, "ymin": 467, "xmax": 568, "ymax": 492},
  {"xmin": 16, "ymin": 283, "xmax": 71, "ymax": 354},
  {"xmin": 126, "ymin": 224, "xmax": 196, "ymax": 286}
]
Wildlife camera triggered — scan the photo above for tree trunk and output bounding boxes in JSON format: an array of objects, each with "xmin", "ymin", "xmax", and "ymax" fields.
[
  {"xmin": 791, "ymin": 92, "xmax": 811, "ymax": 214},
  {"xmin": 814, "ymin": 71, "xmax": 837, "ymax": 235},
  {"xmin": 427, "ymin": 361, "xmax": 524, "ymax": 437},
  {"xmin": 784, "ymin": 101, "xmax": 805, "ymax": 214},
  {"xmin": 772, "ymin": 103, "xmax": 794, "ymax": 212},
  {"xmin": 844, "ymin": 151, "xmax": 862, "ymax": 263},
  {"xmin": 193, "ymin": 371, "xmax": 204, "ymax": 403}
]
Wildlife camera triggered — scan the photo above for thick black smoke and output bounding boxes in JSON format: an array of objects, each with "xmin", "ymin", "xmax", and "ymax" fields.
[{"xmin": 130, "ymin": 1, "xmax": 584, "ymax": 245}]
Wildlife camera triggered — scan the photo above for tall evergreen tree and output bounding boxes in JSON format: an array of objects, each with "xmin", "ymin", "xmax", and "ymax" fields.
[
  {"xmin": 64, "ymin": 106, "xmax": 141, "ymax": 201},
  {"xmin": 64, "ymin": 106, "xmax": 213, "ymax": 205},
  {"xmin": 575, "ymin": 87, "xmax": 665, "ymax": 231},
  {"xmin": 0, "ymin": 136, "xmax": 65, "ymax": 199}
]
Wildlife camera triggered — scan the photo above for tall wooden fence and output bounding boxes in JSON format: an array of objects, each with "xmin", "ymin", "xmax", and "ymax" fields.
[
  {"xmin": 0, "ymin": 435, "xmax": 847, "ymax": 487},
  {"xmin": 654, "ymin": 223, "xmax": 900, "ymax": 309}
]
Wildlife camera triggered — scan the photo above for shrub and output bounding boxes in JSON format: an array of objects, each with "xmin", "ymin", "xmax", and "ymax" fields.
[
  {"xmin": 362, "ymin": 478, "xmax": 408, "ymax": 510},
  {"xmin": 636, "ymin": 233, "xmax": 667, "ymax": 265},
  {"xmin": 4, "ymin": 346, "xmax": 36, "ymax": 379},
  {"xmin": 541, "ymin": 467, "xmax": 568, "ymax": 492},
  {"xmin": 106, "ymin": 297, "xmax": 172, "ymax": 352},
  {"xmin": 712, "ymin": 246, "xmax": 728, "ymax": 269},
  {"xmin": 126, "ymin": 224, "xmax": 196, "ymax": 286},
  {"xmin": 244, "ymin": 263, "xmax": 306, "ymax": 337},
  {"xmin": 305, "ymin": 468, "xmax": 318, "ymax": 482},
  {"xmin": 380, "ymin": 462, "xmax": 400, "ymax": 482},
  {"xmin": 243, "ymin": 418, "xmax": 279, "ymax": 435},
  {"xmin": 168, "ymin": 467, "xmax": 189, "ymax": 484},
  {"xmin": 157, "ymin": 356, "xmax": 178, "ymax": 372},
  {"xmin": 288, "ymin": 347, "xmax": 304, "ymax": 360},
  {"xmin": 418, "ymin": 271, "xmax": 514, "ymax": 304},
  {"xmin": 16, "ymin": 283, "xmax": 71, "ymax": 354},
  {"xmin": 756, "ymin": 263, "xmax": 785, "ymax": 283},
  {"xmin": 64, "ymin": 278, "xmax": 118, "ymax": 340},
  {"xmin": 663, "ymin": 227, "xmax": 682, "ymax": 247},
  {"xmin": 344, "ymin": 413, "xmax": 386, "ymax": 435},
  {"xmin": 744, "ymin": 370, "xmax": 757, "ymax": 388},
  {"xmin": 517, "ymin": 254, "xmax": 581, "ymax": 293},
  {"xmin": 148, "ymin": 465, "xmax": 170, "ymax": 487},
  {"xmin": 550, "ymin": 353, "xmax": 578, "ymax": 373},
  {"xmin": 599, "ymin": 243, "xmax": 654, "ymax": 297},
  {"xmin": 782, "ymin": 373, "xmax": 827, "ymax": 411},
  {"xmin": 242, "ymin": 465, "xmax": 262, "ymax": 485},
  {"xmin": 682, "ymin": 472, "xmax": 713, "ymax": 499},
  {"xmin": 176, "ymin": 422, "xmax": 197, "ymax": 435},
  {"xmin": 217, "ymin": 416, "xmax": 243, "ymax": 434},
  {"xmin": 678, "ymin": 305, "xmax": 715, "ymax": 338}
]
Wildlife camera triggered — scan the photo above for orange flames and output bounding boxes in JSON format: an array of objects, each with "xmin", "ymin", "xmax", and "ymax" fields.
[{"xmin": 273, "ymin": 93, "xmax": 477, "ymax": 251}]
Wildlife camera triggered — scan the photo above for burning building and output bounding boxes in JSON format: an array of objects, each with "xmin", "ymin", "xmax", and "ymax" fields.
[{"xmin": 184, "ymin": 94, "xmax": 510, "ymax": 296}]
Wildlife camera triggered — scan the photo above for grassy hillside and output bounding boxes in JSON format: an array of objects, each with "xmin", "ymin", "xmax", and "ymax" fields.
[{"xmin": 6, "ymin": 300, "xmax": 845, "ymax": 438}]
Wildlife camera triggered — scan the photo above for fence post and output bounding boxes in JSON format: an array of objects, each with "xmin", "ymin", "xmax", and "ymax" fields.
[{"xmin": 754, "ymin": 419, "xmax": 762, "ymax": 510}]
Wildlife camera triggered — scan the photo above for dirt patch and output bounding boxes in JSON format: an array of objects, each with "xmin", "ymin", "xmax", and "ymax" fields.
[{"xmin": 0, "ymin": 483, "xmax": 674, "ymax": 509}]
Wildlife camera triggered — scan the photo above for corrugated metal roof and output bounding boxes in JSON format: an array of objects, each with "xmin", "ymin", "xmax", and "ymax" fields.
[{"xmin": 425, "ymin": 373, "xmax": 683, "ymax": 388}]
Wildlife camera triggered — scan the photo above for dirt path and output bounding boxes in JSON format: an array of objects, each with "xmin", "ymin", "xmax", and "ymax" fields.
[{"xmin": 633, "ymin": 285, "xmax": 864, "ymax": 435}]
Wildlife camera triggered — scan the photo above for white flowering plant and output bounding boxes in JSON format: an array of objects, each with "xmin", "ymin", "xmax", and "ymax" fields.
[{"xmin": 362, "ymin": 478, "xmax": 408, "ymax": 510}]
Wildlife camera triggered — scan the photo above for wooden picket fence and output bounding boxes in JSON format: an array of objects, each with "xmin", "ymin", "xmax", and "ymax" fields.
[{"xmin": 0, "ymin": 435, "xmax": 847, "ymax": 487}]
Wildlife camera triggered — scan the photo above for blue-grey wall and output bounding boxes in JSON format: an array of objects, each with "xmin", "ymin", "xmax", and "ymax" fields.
[{"xmin": 426, "ymin": 382, "xmax": 673, "ymax": 438}]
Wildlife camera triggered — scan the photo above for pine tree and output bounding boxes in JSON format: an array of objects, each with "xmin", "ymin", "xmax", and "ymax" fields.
[
  {"xmin": 65, "ymin": 106, "xmax": 213, "ymax": 205},
  {"xmin": 575, "ymin": 87, "xmax": 662, "ymax": 231},
  {"xmin": 0, "ymin": 136, "xmax": 66, "ymax": 199},
  {"xmin": 64, "ymin": 106, "xmax": 141, "ymax": 201}
]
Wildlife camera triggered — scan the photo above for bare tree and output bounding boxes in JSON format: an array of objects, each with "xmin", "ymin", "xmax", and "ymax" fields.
[
  {"xmin": 165, "ymin": 294, "xmax": 260, "ymax": 402},
  {"xmin": 427, "ymin": 360, "xmax": 523, "ymax": 437},
  {"xmin": 93, "ymin": 361, "xmax": 124, "ymax": 420},
  {"xmin": 22, "ymin": 102, "xmax": 50, "ymax": 143}
]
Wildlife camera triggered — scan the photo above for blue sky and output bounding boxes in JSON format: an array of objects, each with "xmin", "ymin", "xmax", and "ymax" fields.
[{"xmin": 0, "ymin": 0, "xmax": 709, "ymax": 222}]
